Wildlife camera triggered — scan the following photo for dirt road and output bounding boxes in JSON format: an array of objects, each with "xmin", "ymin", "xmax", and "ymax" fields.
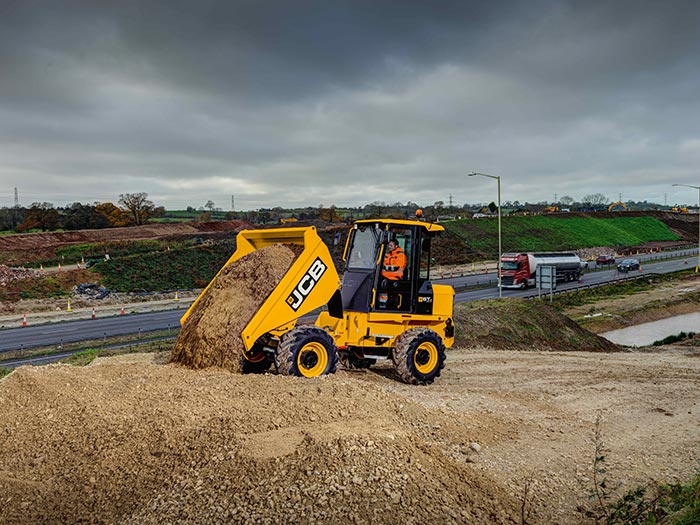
[
  {"xmin": 1, "ymin": 346, "xmax": 698, "ymax": 524},
  {"xmin": 371, "ymin": 347, "xmax": 700, "ymax": 523}
]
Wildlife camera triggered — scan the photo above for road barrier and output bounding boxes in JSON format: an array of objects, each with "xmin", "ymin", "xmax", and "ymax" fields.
[{"xmin": 522, "ymin": 272, "xmax": 661, "ymax": 300}]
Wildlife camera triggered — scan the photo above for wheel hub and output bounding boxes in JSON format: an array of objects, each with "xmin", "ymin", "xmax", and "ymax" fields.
[{"xmin": 300, "ymin": 350, "xmax": 319, "ymax": 369}]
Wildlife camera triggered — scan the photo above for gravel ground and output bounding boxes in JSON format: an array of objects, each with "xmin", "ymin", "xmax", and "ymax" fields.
[{"xmin": 1, "ymin": 346, "xmax": 698, "ymax": 524}]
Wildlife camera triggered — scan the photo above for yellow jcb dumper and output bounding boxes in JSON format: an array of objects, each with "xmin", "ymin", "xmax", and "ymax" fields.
[{"xmin": 181, "ymin": 219, "xmax": 455, "ymax": 385}]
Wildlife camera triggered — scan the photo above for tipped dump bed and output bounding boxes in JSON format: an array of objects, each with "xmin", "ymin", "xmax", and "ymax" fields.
[{"xmin": 181, "ymin": 226, "xmax": 340, "ymax": 352}]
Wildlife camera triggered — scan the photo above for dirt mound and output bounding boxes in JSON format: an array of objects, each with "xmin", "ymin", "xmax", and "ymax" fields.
[
  {"xmin": 454, "ymin": 299, "xmax": 621, "ymax": 352},
  {"xmin": 0, "ymin": 360, "xmax": 519, "ymax": 524},
  {"xmin": 170, "ymin": 244, "xmax": 299, "ymax": 373}
]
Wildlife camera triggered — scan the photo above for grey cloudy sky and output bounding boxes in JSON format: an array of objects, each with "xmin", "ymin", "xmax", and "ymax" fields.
[{"xmin": 1, "ymin": 0, "xmax": 700, "ymax": 210}]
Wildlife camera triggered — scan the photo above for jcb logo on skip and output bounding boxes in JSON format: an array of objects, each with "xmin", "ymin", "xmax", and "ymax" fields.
[{"xmin": 286, "ymin": 258, "xmax": 327, "ymax": 311}]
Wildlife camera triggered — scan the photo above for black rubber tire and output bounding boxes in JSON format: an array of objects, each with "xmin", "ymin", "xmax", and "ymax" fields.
[
  {"xmin": 392, "ymin": 328, "xmax": 446, "ymax": 385},
  {"xmin": 240, "ymin": 353, "xmax": 272, "ymax": 374},
  {"xmin": 275, "ymin": 326, "xmax": 338, "ymax": 378}
]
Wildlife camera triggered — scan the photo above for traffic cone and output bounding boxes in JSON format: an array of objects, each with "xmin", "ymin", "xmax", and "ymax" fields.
[
  {"xmin": 120, "ymin": 305, "xmax": 126, "ymax": 315},
  {"xmin": 67, "ymin": 300, "xmax": 72, "ymax": 312},
  {"xmin": 174, "ymin": 291, "xmax": 179, "ymax": 301},
  {"xmin": 91, "ymin": 307, "xmax": 96, "ymax": 319},
  {"xmin": 81, "ymin": 256, "xmax": 85, "ymax": 265},
  {"xmin": 639, "ymin": 264, "xmax": 643, "ymax": 273},
  {"xmin": 40, "ymin": 264, "xmax": 44, "ymax": 273},
  {"xmin": 21, "ymin": 313, "xmax": 27, "ymax": 327},
  {"xmin": 58, "ymin": 263, "xmax": 62, "ymax": 272}
]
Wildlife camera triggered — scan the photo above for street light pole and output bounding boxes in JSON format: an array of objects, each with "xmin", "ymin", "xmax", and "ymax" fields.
[
  {"xmin": 468, "ymin": 172, "xmax": 502, "ymax": 297},
  {"xmin": 672, "ymin": 183, "xmax": 700, "ymax": 272}
]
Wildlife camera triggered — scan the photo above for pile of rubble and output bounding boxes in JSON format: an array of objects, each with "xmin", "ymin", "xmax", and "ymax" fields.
[
  {"xmin": 75, "ymin": 283, "xmax": 110, "ymax": 299},
  {"xmin": 0, "ymin": 359, "xmax": 519, "ymax": 524},
  {"xmin": 0, "ymin": 264, "xmax": 36, "ymax": 286}
]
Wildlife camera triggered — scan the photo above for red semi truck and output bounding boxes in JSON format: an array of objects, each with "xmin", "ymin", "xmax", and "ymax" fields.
[{"xmin": 499, "ymin": 252, "xmax": 585, "ymax": 289}]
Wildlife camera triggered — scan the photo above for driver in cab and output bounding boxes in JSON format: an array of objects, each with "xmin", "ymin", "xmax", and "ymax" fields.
[{"xmin": 381, "ymin": 240, "xmax": 407, "ymax": 280}]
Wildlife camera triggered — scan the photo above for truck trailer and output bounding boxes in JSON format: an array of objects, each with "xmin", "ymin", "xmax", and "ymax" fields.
[{"xmin": 499, "ymin": 252, "xmax": 585, "ymax": 289}]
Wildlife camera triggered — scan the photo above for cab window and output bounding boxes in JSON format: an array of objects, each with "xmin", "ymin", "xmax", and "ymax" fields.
[{"xmin": 347, "ymin": 226, "xmax": 380, "ymax": 270}]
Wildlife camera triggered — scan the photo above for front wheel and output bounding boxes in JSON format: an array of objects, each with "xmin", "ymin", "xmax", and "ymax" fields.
[
  {"xmin": 392, "ymin": 328, "xmax": 446, "ymax": 385},
  {"xmin": 241, "ymin": 353, "xmax": 272, "ymax": 374},
  {"xmin": 275, "ymin": 326, "xmax": 338, "ymax": 378}
]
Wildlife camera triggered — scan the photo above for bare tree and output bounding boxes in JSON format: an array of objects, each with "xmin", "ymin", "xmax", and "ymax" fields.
[
  {"xmin": 581, "ymin": 193, "xmax": 609, "ymax": 207},
  {"xmin": 118, "ymin": 192, "xmax": 155, "ymax": 225},
  {"xmin": 204, "ymin": 200, "xmax": 216, "ymax": 211},
  {"xmin": 560, "ymin": 195, "xmax": 574, "ymax": 206}
]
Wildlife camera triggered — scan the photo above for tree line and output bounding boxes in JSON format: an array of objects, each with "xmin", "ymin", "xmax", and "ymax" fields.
[
  {"xmin": 0, "ymin": 193, "xmax": 163, "ymax": 232},
  {"xmin": 0, "ymin": 191, "xmax": 678, "ymax": 233}
]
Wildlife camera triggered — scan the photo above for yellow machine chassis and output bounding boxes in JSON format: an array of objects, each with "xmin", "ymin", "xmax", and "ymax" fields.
[{"xmin": 315, "ymin": 282, "xmax": 454, "ymax": 350}]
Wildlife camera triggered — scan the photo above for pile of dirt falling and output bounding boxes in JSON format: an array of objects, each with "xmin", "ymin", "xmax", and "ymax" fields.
[
  {"xmin": 170, "ymin": 244, "xmax": 300, "ymax": 373},
  {"xmin": 0, "ymin": 358, "xmax": 519, "ymax": 524}
]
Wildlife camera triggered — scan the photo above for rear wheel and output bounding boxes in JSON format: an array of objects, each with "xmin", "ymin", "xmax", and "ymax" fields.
[
  {"xmin": 275, "ymin": 326, "xmax": 338, "ymax": 378},
  {"xmin": 392, "ymin": 328, "xmax": 446, "ymax": 385}
]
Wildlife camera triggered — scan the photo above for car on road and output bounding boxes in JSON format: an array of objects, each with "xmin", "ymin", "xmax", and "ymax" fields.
[
  {"xmin": 596, "ymin": 255, "xmax": 616, "ymax": 266},
  {"xmin": 617, "ymin": 258, "xmax": 640, "ymax": 272}
]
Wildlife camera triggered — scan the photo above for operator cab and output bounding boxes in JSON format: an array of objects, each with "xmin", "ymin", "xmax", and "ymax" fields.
[{"xmin": 340, "ymin": 220, "xmax": 443, "ymax": 315}]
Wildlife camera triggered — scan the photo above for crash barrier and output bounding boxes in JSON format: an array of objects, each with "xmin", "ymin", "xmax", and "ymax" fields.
[{"xmin": 521, "ymin": 273, "xmax": 662, "ymax": 300}]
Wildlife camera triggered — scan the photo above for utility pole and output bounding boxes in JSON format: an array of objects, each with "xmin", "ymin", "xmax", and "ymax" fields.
[
  {"xmin": 449, "ymin": 194, "xmax": 453, "ymax": 209},
  {"xmin": 231, "ymin": 195, "xmax": 234, "ymax": 211},
  {"xmin": 554, "ymin": 193, "xmax": 557, "ymax": 204},
  {"xmin": 14, "ymin": 187, "xmax": 19, "ymax": 208}
]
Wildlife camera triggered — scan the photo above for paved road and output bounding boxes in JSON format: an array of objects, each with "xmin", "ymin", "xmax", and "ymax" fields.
[
  {"xmin": 1, "ymin": 251, "xmax": 697, "ymax": 360},
  {"xmin": 0, "ymin": 310, "xmax": 182, "ymax": 353}
]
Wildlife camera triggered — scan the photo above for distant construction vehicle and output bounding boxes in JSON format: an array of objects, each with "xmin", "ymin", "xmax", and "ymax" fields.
[
  {"xmin": 671, "ymin": 207, "xmax": 688, "ymax": 214},
  {"xmin": 607, "ymin": 201, "xmax": 628, "ymax": 212},
  {"xmin": 181, "ymin": 220, "xmax": 455, "ymax": 384}
]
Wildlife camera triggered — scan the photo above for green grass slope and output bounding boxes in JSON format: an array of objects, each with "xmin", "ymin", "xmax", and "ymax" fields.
[
  {"xmin": 91, "ymin": 242, "xmax": 235, "ymax": 292},
  {"xmin": 435, "ymin": 216, "xmax": 679, "ymax": 263}
]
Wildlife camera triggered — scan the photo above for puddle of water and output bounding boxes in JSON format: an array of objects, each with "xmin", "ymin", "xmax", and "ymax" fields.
[{"xmin": 602, "ymin": 312, "xmax": 700, "ymax": 347}]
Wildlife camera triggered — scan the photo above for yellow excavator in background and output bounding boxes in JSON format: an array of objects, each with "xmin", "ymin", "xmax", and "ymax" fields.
[
  {"xmin": 671, "ymin": 207, "xmax": 688, "ymax": 214},
  {"xmin": 181, "ymin": 219, "xmax": 455, "ymax": 385},
  {"xmin": 607, "ymin": 201, "xmax": 628, "ymax": 212}
]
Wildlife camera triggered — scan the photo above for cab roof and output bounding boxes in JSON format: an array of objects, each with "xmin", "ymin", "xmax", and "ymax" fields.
[{"xmin": 352, "ymin": 218, "xmax": 445, "ymax": 232}]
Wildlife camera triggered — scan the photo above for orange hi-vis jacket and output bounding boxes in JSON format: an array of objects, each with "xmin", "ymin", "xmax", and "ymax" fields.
[{"xmin": 382, "ymin": 246, "xmax": 407, "ymax": 280}]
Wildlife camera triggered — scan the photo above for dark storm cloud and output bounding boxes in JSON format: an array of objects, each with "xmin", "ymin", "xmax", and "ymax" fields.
[{"xmin": 1, "ymin": 0, "xmax": 700, "ymax": 209}]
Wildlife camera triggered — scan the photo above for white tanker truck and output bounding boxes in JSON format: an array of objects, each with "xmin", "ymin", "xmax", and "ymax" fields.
[{"xmin": 499, "ymin": 252, "xmax": 586, "ymax": 289}]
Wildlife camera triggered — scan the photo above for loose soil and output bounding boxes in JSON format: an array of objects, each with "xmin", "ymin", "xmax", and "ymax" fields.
[
  {"xmin": 170, "ymin": 244, "xmax": 299, "ymax": 373},
  {"xmin": 1, "ymin": 347, "xmax": 698, "ymax": 524}
]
